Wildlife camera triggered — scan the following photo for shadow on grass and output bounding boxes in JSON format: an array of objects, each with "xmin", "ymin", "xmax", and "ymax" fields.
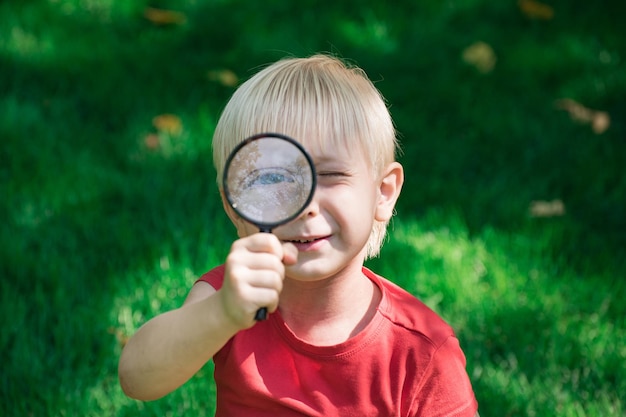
[{"xmin": 1, "ymin": 154, "xmax": 226, "ymax": 412}]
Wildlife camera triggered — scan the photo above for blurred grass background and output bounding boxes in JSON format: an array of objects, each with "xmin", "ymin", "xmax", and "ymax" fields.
[{"xmin": 1, "ymin": 0, "xmax": 625, "ymax": 416}]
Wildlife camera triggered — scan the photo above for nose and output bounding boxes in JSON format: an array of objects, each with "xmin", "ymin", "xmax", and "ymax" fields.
[{"xmin": 298, "ymin": 193, "xmax": 320, "ymax": 220}]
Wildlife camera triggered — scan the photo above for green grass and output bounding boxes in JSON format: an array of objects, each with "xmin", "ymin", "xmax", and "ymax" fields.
[{"xmin": 2, "ymin": 0, "xmax": 625, "ymax": 415}]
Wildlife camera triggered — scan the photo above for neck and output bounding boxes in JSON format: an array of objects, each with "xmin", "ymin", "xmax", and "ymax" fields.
[{"xmin": 279, "ymin": 265, "xmax": 381, "ymax": 345}]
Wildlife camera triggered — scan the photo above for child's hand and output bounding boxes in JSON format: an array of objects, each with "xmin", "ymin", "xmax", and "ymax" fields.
[{"xmin": 219, "ymin": 233, "xmax": 297, "ymax": 328}]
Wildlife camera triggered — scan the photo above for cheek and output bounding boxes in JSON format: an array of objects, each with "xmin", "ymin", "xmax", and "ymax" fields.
[
  {"xmin": 232, "ymin": 218, "xmax": 258, "ymax": 237},
  {"xmin": 331, "ymin": 186, "xmax": 377, "ymax": 221}
]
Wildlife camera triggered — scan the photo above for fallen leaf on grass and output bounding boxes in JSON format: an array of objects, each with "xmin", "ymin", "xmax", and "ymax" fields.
[
  {"xmin": 144, "ymin": 7, "xmax": 187, "ymax": 25},
  {"xmin": 554, "ymin": 98, "xmax": 611, "ymax": 134},
  {"xmin": 152, "ymin": 114, "xmax": 183, "ymax": 136},
  {"xmin": 518, "ymin": 0, "xmax": 555, "ymax": 20},
  {"xmin": 144, "ymin": 133, "xmax": 160, "ymax": 150},
  {"xmin": 462, "ymin": 41, "xmax": 497, "ymax": 73},
  {"xmin": 529, "ymin": 199, "xmax": 565, "ymax": 217},
  {"xmin": 207, "ymin": 69, "xmax": 239, "ymax": 87},
  {"xmin": 108, "ymin": 327, "xmax": 129, "ymax": 348}
]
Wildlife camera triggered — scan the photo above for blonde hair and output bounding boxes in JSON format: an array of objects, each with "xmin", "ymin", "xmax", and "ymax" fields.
[{"xmin": 213, "ymin": 54, "xmax": 399, "ymax": 258}]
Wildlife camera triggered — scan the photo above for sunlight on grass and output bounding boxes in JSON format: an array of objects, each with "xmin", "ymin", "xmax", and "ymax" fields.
[
  {"xmin": 1, "ymin": 26, "xmax": 55, "ymax": 60},
  {"xmin": 0, "ymin": 1, "xmax": 122, "ymax": 61},
  {"xmin": 48, "ymin": 0, "xmax": 141, "ymax": 21},
  {"xmin": 372, "ymin": 210, "xmax": 625, "ymax": 416},
  {"xmin": 379, "ymin": 212, "xmax": 496, "ymax": 314},
  {"xmin": 107, "ymin": 249, "xmax": 220, "ymax": 416},
  {"xmin": 112, "ymin": 254, "xmax": 199, "ymax": 339}
]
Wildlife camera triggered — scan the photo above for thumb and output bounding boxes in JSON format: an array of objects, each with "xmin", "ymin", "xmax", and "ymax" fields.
[{"xmin": 281, "ymin": 242, "xmax": 298, "ymax": 265}]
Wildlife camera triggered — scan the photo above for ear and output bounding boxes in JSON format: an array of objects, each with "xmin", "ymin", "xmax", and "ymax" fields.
[{"xmin": 374, "ymin": 162, "xmax": 404, "ymax": 222}]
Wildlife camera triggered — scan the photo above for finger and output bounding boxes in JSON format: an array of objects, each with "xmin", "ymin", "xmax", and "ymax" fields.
[
  {"xmin": 226, "ymin": 250, "xmax": 286, "ymax": 275},
  {"xmin": 246, "ymin": 269, "xmax": 284, "ymax": 293},
  {"xmin": 218, "ymin": 285, "xmax": 279, "ymax": 328},
  {"xmin": 250, "ymin": 287, "xmax": 281, "ymax": 314},
  {"xmin": 233, "ymin": 275, "xmax": 281, "ymax": 315},
  {"xmin": 281, "ymin": 242, "xmax": 298, "ymax": 265},
  {"xmin": 235, "ymin": 233, "xmax": 284, "ymax": 256},
  {"xmin": 220, "ymin": 268, "xmax": 282, "ymax": 324}
]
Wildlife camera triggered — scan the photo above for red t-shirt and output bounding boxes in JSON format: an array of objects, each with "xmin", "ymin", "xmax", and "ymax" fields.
[{"xmin": 198, "ymin": 265, "xmax": 478, "ymax": 417}]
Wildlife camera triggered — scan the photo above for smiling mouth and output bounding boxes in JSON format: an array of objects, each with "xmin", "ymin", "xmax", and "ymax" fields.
[{"xmin": 286, "ymin": 236, "xmax": 327, "ymax": 244}]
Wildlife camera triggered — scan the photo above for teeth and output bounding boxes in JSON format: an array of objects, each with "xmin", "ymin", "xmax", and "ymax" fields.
[{"xmin": 292, "ymin": 239, "xmax": 314, "ymax": 243}]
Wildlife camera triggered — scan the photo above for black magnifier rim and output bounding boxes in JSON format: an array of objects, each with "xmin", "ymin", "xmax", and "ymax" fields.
[{"xmin": 222, "ymin": 132, "xmax": 317, "ymax": 231}]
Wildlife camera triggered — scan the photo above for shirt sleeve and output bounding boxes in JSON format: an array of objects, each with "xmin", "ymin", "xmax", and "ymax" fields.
[
  {"xmin": 196, "ymin": 264, "xmax": 226, "ymax": 290},
  {"xmin": 410, "ymin": 335, "xmax": 478, "ymax": 417}
]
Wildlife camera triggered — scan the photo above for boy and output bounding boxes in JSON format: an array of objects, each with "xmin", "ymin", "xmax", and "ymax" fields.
[{"xmin": 119, "ymin": 54, "xmax": 479, "ymax": 416}]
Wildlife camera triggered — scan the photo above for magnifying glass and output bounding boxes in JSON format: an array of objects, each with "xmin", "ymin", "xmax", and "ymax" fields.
[{"xmin": 222, "ymin": 133, "xmax": 317, "ymax": 320}]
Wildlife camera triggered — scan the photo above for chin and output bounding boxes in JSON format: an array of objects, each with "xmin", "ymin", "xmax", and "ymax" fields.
[{"xmin": 286, "ymin": 256, "xmax": 360, "ymax": 282}]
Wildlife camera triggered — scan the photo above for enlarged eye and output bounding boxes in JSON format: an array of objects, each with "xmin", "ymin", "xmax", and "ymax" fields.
[{"xmin": 244, "ymin": 168, "xmax": 296, "ymax": 189}]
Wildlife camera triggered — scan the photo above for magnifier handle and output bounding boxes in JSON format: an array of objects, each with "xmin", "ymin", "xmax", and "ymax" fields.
[
  {"xmin": 254, "ymin": 227, "xmax": 272, "ymax": 321},
  {"xmin": 254, "ymin": 307, "xmax": 268, "ymax": 321}
]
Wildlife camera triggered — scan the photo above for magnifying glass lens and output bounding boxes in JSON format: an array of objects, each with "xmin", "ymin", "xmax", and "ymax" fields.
[{"xmin": 224, "ymin": 134, "xmax": 316, "ymax": 230}]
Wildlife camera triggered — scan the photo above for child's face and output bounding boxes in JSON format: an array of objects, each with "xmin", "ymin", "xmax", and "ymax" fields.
[{"xmin": 225, "ymin": 140, "xmax": 401, "ymax": 282}]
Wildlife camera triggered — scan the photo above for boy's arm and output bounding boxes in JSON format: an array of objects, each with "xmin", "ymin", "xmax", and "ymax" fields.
[
  {"xmin": 118, "ymin": 282, "xmax": 240, "ymax": 400},
  {"xmin": 118, "ymin": 233, "xmax": 295, "ymax": 401}
]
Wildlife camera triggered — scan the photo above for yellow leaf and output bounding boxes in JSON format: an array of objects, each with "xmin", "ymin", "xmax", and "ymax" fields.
[
  {"xmin": 591, "ymin": 111, "xmax": 610, "ymax": 135},
  {"xmin": 144, "ymin": 7, "xmax": 187, "ymax": 26},
  {"xmin": 462, "ymin": 41, "xmax": 497, "ymax": 73},
  {"xmin": 207, "ymin": 69, "xmax": 239, "ymax": 87},
  {"xmin": 518, "ymin": 0, "xmax": 555, "ymax": 20},
  {"xmin": 529, "ymin": 199, "xmax": 565, "ymax": 217},
  {"xmin": 554, "ymin": 99, "xmax": 611, "ymax": 134},
  {"xmin": 152, "ymin": 114, "xmax": 183, "ymax": 136},
  {"xmin": 108, "ymin": 327, "xmax": 129, "ymax": 348},
  {"xmin": 144, "ymin": 133, "xmax": 160, "ymax": 150}
]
